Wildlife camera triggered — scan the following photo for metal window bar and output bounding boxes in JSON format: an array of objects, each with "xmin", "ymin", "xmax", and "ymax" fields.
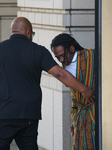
[{"xmin": 95, "ymin": 0, "xmax": 102, "ymax": 149}]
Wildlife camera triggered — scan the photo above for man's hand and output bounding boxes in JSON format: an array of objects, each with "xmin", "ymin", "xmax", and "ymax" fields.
[{"xmin": 81, "ymin": 86, "xmax": 95, "ymax": 103}]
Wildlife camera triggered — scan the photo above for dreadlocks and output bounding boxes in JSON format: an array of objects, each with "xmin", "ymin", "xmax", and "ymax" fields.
[
  {"xmin": 50, "ymin": 33, "xmax": 84, "ymax": 52},
  {"xmin": 51, "ymin": 33, "xmax": 84, "ymax": 65}
]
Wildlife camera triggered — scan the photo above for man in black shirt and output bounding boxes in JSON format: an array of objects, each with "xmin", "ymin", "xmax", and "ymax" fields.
[{"xmin": 0, "ymin": 17, "xmax": 95, "ymax": 150}]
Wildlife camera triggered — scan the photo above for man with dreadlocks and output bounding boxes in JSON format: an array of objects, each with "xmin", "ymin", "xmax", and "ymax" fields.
[{"xmin": 51, "ymin": 33, "xmax": 95, "ymax": 150}]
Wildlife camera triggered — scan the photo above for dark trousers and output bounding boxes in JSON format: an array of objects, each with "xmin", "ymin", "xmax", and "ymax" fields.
[{"xmin": 0, "ymin": 119, "xmax": 39, "ymax": 150}]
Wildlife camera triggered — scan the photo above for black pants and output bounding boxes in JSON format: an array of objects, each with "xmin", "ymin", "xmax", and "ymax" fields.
[{"xmin": 0, "ymin": 119, "xmax": 39, "ymax": 150}]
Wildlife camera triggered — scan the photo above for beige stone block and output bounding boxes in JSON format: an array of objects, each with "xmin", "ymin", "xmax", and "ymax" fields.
[
  {"xmin": 41, "ymin": 13, "xmax": 50, "ymax": 25},
  {"xmin": 63, "ymin": 84, "xmax": 70, "ymax": 92},
  {"xmin": 35, "ymin": 13, "xmax": 42, "ymax": 24},
  {"xmin": 32, "ymin": 28, "xmax": 39, "ymax": 43},
  {"xmin": 17, "ymin": 0, "xmax": 25, "ymax": 7},
  {"xmin": 28, "ymin": 12, "xmax": 35, "ymax": 23},
  {"xmin": 38, "ymin": 87, "xmax": 54, "ymax": 150},
  {"xmin": 57, "ymin": 81, "xmax": 62, "ymax": 91},
  {"xmin": 63, "ymin": 0, "xmax": 70, "ymax": 9},
  {"xmin": 49, "ymin": 76, "xmax": 57, "ymax": 90},
  {"xmin": 58, "ymin": 14, "xmax": 63, "ymax": 26},
  {"xmin": 71, "ymin": 0, "xmax": 94, "ymax": 9},
  {"xmin": 102, "ymin": 1, "xmax": 112, "ymax": 149},
  {"xmin": 21, "ymin": 11, "xmax": 28, "ymax": 18},
  {"xmin": 63, "ymin": 92, "xmax": 72, "ymax": 150},
  {"xmin": 0, "ymin": 0, "xmax": 17, "ymax": 3},
  {"xmin": 63, "ymin": 14, "xmax": 70, "ymax": 26},
  {"xmin": 71, "ymin": 31, "xmax": 95, "ymax": 49},
  {"xmin": 1, "ymin": 18, "xmax": 13, "ymax": 41},
  {"xmin": 23, "ymin": 0, "xmax": 53, "ymax": 9},
  {"xmin": 50, "ymin": 14, "xmax": 58, "ymax": 26},
  {"xmin": 17, "ymin": 11, "xmax": 22, "ymax": 17},
  {"xmin": 38, "ymin": 29, "xmax": 61, "ymax": 50},
  {"xmin": 0, "ymin": 6, "xmax": 19, "ymax": 16},
  {"xmin": 53, "ymin": 0, "xmax": 63, "ymax": 9},
  {"xmin": 41, "ymin": 74, "xmax": 50, "ymax": 88},
  {"xmin": 71, "ymin": 14, "xmax": 95, "ymax": 26},
  {"xmin": 102, "ymin": 80, "xmax": 112, "ymax": 150},
  {"xmin": 54, "ymin": 91, "xmax": 63, "ymax": 150}
]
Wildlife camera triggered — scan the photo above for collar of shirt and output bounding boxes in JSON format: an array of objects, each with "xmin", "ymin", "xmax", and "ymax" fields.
[
  {"xmin": 10, "ymin": 34, "xmax": 29, "ymax": 40},
  {"xmin": 64, "ymin": 51, "xmax": 78, "ymax": 78}
]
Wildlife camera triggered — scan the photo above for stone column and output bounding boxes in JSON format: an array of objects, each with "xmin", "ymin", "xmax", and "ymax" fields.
[
  {"xmin": 0, "ymin": 0, "xmax": 19, "ymax": 41},
  {"xmin": 102, "ymin": 0, "xmax": 112, "ymax": 149}
]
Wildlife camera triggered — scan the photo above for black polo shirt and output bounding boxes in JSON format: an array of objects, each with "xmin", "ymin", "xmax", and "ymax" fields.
[{"xmin": 0, "ymin": 34, "xmax": 57, "ymax": 119}]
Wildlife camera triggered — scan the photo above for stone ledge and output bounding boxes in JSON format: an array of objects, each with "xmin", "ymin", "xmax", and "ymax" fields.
[
  {"xmin": 20, "ymin": 7, "xmax": 94, "ymax": 13},
  {"xmin": 0, "ymin": 3, "xmax": 17, "ymax": 7},
  {"xmin": 0, "ymin": 0, "xmax": 16, "ymax": 3},
  {"xmin": 18, "ymin": 8, "xmax": 95, "ymax": 27},
  {"xmin": 0, "ymin": 6, "xmax": 19, "ymax": 16}
]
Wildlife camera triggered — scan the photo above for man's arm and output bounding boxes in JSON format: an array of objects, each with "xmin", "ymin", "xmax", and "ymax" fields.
[{"xmin": 48, "ymin": 65, "xmax": 95, "ymax": 103}]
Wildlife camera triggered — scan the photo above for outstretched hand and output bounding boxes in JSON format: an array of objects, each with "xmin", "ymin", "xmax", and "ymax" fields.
[{"xmin": 81, "ymin": 86, "xmax": 95, "ymax": 103}]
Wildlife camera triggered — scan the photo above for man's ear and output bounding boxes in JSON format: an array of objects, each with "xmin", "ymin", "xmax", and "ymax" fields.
[
  {"xmin": 26, "ymin": 29, "xmax": 31, "ymax": 40},
  {"xmin": 70, "ymin": 45, "xmax": 75, "ymax": 53},
  {"xmin": 26, "ymin": 29, "xmax": 30, "ymax": 36}
]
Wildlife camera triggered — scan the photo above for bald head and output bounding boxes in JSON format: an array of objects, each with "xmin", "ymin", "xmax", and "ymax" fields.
[{"xmin": 11, "ymin": 17, "xmax": 33, "ymax": 40}]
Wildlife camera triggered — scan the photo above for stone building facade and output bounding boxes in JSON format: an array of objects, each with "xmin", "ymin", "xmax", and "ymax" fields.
[
  {"xmin": 1, "ymin": 1, "xmax": 112, "ymax": 150},
  {"xmin": 0, "ymin": 0, "xmax": 95, "ymax": 150}
]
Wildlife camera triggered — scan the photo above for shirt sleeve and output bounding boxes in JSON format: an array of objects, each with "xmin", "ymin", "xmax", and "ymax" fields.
[{"xmin": 40, "ymin": 46, "xmax": 58, "ymax": 72}]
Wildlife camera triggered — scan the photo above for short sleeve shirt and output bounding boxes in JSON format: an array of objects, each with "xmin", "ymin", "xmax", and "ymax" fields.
[{"xmin": 0, "ymin": 34, "xmax": 57, "ymax": 119}]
